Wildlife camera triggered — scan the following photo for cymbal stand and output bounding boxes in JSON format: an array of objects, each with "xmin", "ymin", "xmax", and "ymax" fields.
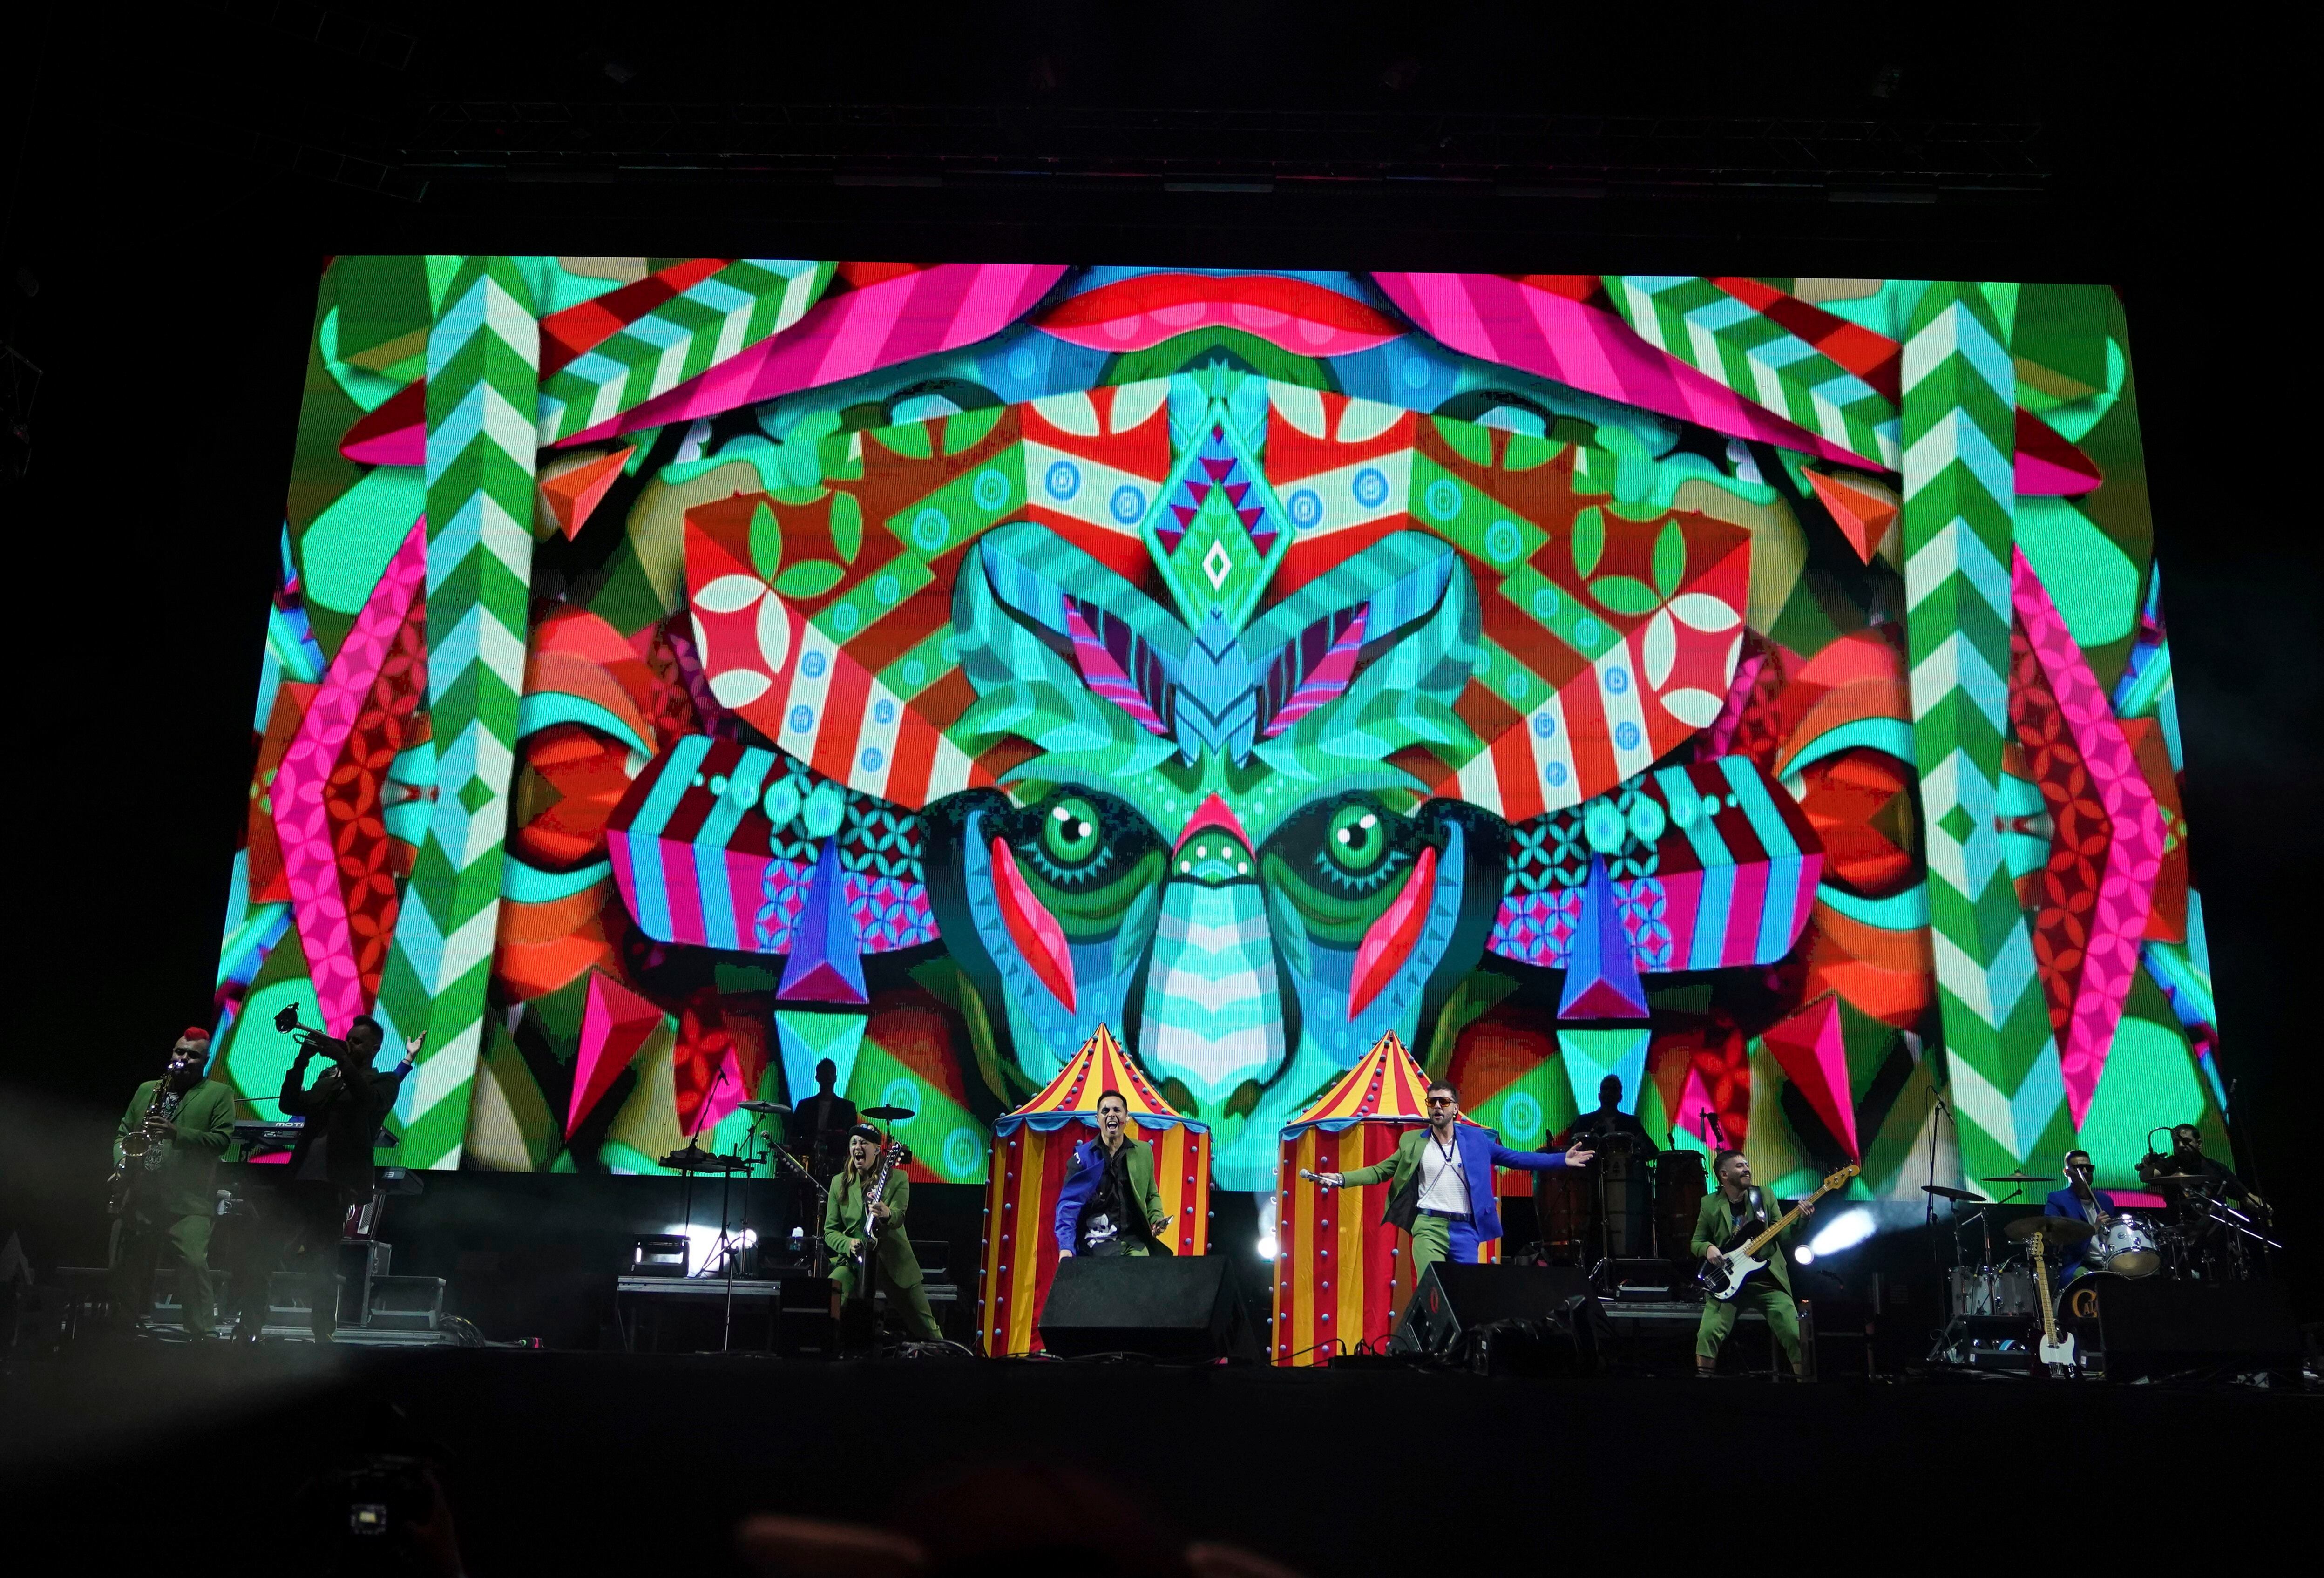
[{"xmin": 710, "ymin": 1111, "xmax": 777, "ymax": 1355}]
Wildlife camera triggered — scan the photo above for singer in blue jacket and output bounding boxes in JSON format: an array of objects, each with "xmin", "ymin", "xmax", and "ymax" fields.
[{"xmin": 1319, "ymin": 1078, "xmax": 1596, "ymax": 1282}]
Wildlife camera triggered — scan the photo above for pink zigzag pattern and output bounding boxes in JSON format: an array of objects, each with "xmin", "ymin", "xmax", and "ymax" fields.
[
  {"xmin": 271, "ymin": 517, "xmax": 430, "ymax": 1035},
  {"xmin": 1371, "ymin": 273, "xmax": 1876, "ymax": 468},
  {"xmin": 2011, "ymin": 548, "xmax": 2165, "ymax": 1125},
  {"xmin": 563, "ymin": 264, "xmax": 1072, "ymax": 445}
]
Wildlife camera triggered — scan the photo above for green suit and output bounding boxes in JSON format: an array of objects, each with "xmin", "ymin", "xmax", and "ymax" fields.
[
  {"xmin": 1690, "ymin": 1185, "xmax": 1804, "ymax": 1369},
  {"xmin": 823, "ymin": 1166, "xmax": 941, "ymax": 1341},
  {"xmin": 110, "ymin": 1078, "xmax": 236, "ymax": 1337}
]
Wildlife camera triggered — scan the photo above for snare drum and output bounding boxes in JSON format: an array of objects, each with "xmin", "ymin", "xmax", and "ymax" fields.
[
  {"xmin": 2092, "ymin": 1215, "xmax": 2161, "ymax": 1279},
  {"xmin": 1949, "ymin": 1264, "xmax": 2037, "ymax": 1318}
]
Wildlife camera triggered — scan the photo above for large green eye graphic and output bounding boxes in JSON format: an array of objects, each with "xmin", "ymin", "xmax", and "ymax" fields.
[
  {"xmin": 1010, "ymin": 787, "xmax": 1159, "ymax": 896},
  {"xmin": 1265, "ymin": 792, "xmax": 1418, "ymax": 901},
  {"xmin": 1043, "ymin": 796, "xmax": 1104, "ymax": 869},
  {"xmin": 1326, "ymin": 803, "xmax": 1389, "ymax": 876}
]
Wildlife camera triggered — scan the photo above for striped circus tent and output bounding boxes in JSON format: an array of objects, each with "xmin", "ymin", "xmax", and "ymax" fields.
[
  {"xmin": 1272, "ymin": 1030, "xmax": 1497, "ymax": 1367},
  {"xmin": 976, "ymin": 1024, "xmax": 1211, "ymax": 1356}
]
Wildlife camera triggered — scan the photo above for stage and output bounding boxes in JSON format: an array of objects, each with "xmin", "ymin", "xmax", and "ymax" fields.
[{"xmin": 6, "ymin": 1343, "xmax": 2314, "ymax": 1573}]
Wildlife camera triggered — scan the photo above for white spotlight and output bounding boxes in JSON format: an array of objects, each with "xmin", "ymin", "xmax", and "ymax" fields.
[
  {"xmin": 1794, "ymin": 1246, "xmax": 1817, "ymax": 1266},
  {"xmin": 1807, "ymin": 1207, "xmax": 1876, "ymax": 1258}
]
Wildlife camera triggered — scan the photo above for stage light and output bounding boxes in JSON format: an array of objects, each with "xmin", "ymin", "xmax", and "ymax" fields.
[
  {"xmin": 1807, "ymin": 1208, "xmax": 1876, "ymax": 1258},
  {"xmin": 1794, "ymin": 1246, "xmax": 1817, "ymax": 1265},
  {"xmin": 1257, "ymin": 1233, "xmax": 1278, "ymax": 1260}
]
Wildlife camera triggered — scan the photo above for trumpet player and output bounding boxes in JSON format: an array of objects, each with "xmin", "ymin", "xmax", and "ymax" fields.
[
  {"xmin": 278, "ymin": 1014, "xmax": 416, "ymax": 1341},
  {"xmin": 108, "ymin": 1029, "xmax": 234, "ymax": 1342}
]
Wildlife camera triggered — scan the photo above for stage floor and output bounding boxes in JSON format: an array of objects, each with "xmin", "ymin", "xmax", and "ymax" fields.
[{"xmin": 6, "ymin": 1344, "xmax": 2314, "ymax": 1572}]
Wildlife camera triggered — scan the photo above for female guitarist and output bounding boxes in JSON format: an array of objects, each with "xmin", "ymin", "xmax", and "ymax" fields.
[
  {"xmin": 823, "ymin": 1124, "xmax": 942, "ymax": 1343},
  {"xmin": 1691, "ymin": 1150, "xmax": 1817, "ymax": 1379}
]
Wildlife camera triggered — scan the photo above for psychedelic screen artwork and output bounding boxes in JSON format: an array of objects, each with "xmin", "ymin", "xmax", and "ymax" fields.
[{"xmin": 213, "ymin": 260, "xmax": 2218, "ymax": 1205}]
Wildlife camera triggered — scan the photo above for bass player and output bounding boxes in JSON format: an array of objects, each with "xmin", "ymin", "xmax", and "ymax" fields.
[
  {"xmin": 823, "ymin": 1124, "xmax": 941, "ymax": 1342},
  {"xmin": 1692, "ymin": 1149, "xmax": 1814, "ymax": 1379}
]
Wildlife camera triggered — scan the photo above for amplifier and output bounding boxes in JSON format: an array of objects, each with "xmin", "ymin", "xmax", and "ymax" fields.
[{"xmin": 366, "ymin": 1275, "xmax": 447, "ymax": 1332}]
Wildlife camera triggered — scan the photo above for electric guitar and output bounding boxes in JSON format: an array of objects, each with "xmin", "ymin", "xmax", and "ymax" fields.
[
  {"xmin": 1696, "ymin": 1164, "xmax": 1859, "ymax": 1301},
  {"xmin": 2028, "ymin": 1232, "xmax": 2079, "ymax": 1376}
]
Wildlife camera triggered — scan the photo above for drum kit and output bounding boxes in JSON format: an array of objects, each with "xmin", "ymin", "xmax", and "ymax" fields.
[{"xmin": 1929, "ymin": 1165, "xmax": 2275, "ymax": 1369}]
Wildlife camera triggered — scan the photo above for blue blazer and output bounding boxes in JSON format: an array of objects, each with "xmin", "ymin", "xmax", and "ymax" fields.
[
  {"xmin": 1453, "ymin": 1125, "xmax": 1572, "ymax": 1240},
  {"xmin": 2042, "ymin": 1185, "xmax": 2116, "ymax": 1284}
]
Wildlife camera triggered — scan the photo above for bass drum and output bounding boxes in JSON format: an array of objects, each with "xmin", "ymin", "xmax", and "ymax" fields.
[{"xmin": 1653, "ymin": 1150, "xmax": 1708, "ymax": 1266}]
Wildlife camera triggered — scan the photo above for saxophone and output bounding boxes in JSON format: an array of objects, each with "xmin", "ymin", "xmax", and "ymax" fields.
[{"xmin": 108, "ymin": 1056, "xmax": 177, "ymax": 1213}]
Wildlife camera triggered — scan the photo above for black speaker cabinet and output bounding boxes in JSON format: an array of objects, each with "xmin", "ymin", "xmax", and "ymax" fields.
[
  {"xmin": 1396, "ymin": 1262, "xmax": 1606, "ymax": 1370},
  {"xmin": 1039, "ymin": 1255, "xmax": 1257, "ymax": 1360},
  {"xmin": 2084, "ymin": 1277, "xmax": 2301, "ymax": 1381}
]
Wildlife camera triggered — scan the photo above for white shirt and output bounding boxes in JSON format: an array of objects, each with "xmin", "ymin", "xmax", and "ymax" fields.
[{"xmin": 1416, "ymin": 1130, "xmax": 1470, "ymax": 1216}]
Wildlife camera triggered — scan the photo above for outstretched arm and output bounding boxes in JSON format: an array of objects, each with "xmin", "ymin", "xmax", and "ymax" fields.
[
  {"xmin": 1054, "ymin": 1153, "xmax": 1096, "ymax": 1254},
  {"xmin": 1489, "ymin": 1140, "xmax": 1592, "ymax": 1172}
]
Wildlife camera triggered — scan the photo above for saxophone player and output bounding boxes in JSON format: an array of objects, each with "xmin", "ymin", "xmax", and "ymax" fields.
[
  {"xmin": 822, "ymin": 1124, "xmax": 941, "ymax": 1342},
  {"xmin": 108, "ymin": 1029, "xmax": 235, "ymax": 1342}
]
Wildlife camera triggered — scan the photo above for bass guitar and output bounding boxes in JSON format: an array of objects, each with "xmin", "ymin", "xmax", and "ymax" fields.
[
  {"xmin": 851, "ymin": 1140, "xmax": 905, "ymax": 1294},
  {"xmin": 1697, "ymin": 1164, "xmax": 1859, "ymax": 1301}
]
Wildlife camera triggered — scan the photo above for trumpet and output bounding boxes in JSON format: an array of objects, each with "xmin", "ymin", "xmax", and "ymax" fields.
[{"xmin": 274, "ymin": 1003, "xmax": 340, "ymax": 1055}]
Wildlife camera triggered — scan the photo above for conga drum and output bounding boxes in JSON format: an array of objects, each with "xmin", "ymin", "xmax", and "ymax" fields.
[
  {"xmin": 1535, "ymin": 1166, "xmax": 1590, "ymax": 1263},
  {"xmin": 1599, "ymin": 1138, "xmax": 1655, "ymax": 1258},
  {"xmin": 1653, "ymin": 1150, "xmax": 1708, "ymax": 1266}
]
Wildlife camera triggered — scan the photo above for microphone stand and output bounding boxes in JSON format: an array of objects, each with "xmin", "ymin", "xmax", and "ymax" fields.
[{"xmin": 675, "ymin": 1063, "xmax": 726, "ymax": 1279}]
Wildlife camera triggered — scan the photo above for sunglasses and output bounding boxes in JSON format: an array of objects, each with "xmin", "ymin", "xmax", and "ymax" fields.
[{"xmin": 1427, "ymin": 1096, "xmax": 1455, "ymax": 1106}]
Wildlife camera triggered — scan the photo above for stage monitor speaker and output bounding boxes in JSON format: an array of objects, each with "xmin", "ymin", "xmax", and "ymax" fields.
[
  {"xmin": 1395, "ymin": 1263, "xmax": 1608, "ymax": 1372},
  {"xmin": 1039, "ymin": 1256, "xmax": 1257, "ymax": 1360},
  {"xmin": 2089, "ymin": 1277, "xmax": 2301, "ymax": 1381}
]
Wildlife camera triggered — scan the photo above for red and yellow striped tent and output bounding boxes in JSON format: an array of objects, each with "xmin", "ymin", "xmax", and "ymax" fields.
[
  {"xmin": 976, "ymin": 1024, "xmax": 1211, "ymax": 1356},
  {"xmin": 1272, "ymin": 1030, "xmax": 1497, "ymax": 1366}
]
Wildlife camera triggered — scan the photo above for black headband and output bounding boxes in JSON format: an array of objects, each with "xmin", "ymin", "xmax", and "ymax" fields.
[{"xmin": 848, "ymin": 1123, "xmax": 881, "ymax": 1145}]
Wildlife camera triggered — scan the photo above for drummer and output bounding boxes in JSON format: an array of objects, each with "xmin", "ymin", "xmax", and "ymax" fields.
[
  {"xmin": 1557, "ymin": 1075, "xmax": 1660, "ymax": 1153},
  {"xmin": 2041, "ymin": 1150, "xmax": 2115, "ymax": 1286}
]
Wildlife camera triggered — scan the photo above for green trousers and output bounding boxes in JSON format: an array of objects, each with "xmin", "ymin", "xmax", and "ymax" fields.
[
  {"xmin": 831, "ymin": 1260, "xmax": 942, "ymax": 1341},
  {"xmin": 1695, "ymin": 1278, "xmax": 1802, "ymax": 1368},
  {"xmin": 112, "ymin": 1212, "xmax": 215, "ymax": 1339}
]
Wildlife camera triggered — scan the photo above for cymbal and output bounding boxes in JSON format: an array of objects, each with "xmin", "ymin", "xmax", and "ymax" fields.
[
  {"xmin": 2006, "ymin": 1216, "xmax": 2095, "ymax": 1244},
  {"xmin": 658, "ymin": 1146, "xmax": 752, "ymax": 1173},
  {"xmin": 2141, "ymin": 1172, "xmax": 2212, "ymax": 1185},
  {"xmin": 739, "ymin": 1099, "xmax": 792, "ymax": 1116},
  {"xmin": 861, "ymin": 1105, "xmax": 916, "ymax": 1122},
  {"xmin": 1980, "ymin": 1172, "xmax": 2057, "ymax": 1184},
  {"xmin": 1922, "ymin": 1184, "xmax": 1989, "ymax": 1203}
]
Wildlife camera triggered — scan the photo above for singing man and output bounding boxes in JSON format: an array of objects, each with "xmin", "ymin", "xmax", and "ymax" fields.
[
  {"xmin": 1317, "ymin": 1079, "xmax": 1595, "ymax": 1284},
  {"xmin": 1055, "ymin": 1090, "xmax": 1174, "ymax": 1258}
]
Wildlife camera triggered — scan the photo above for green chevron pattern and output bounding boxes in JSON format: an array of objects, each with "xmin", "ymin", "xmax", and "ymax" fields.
[
  {"xmin": 535, "ymin": 259, "xmax": 833, "ymax": 444},
  {"xmin": 1606, "ymin": 274, "xmax": 1901, "ymax": 469},
  {"xmin": 1899, "ymin": 281, "xmax": 2063, "ymax": 1182},
  {"xmin": 377, "ymin": 256, "xmax": 541, "ymax": 1169}
]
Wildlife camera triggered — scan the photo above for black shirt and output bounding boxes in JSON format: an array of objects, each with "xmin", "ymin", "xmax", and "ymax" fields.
[
  {"xmin": 1565, "ymin": 1105, "xmax": 1658, "ymax": 1152},
  {"xmin": 280, "ymin": 1050, "xmax": 402, "ymax": 1195}
]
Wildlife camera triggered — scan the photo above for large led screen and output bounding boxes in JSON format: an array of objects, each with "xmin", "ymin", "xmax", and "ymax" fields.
[{"xmin": 214, "ymin": 259, "xmax": 2218, "ymax": 1203}]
